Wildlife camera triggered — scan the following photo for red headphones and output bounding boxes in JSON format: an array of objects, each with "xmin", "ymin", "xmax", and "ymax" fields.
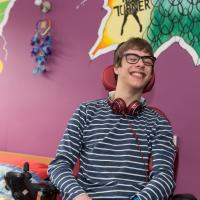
[
  {"xmin": 108, "ymin": 98, "xmax": 143, "ymax": 116},
  {"xmin": 108, "ymin": 97, "xmax": 148, "ymax": 183}
]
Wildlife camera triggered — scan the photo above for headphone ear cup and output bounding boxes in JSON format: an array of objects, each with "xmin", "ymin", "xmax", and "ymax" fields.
[
  {"xmin": 127, "ymin": 101, "xmax": 142, "ymax": 116},
  {"xmin": 109, "ymin": 98, "xmax": 126, "ymax": 115},
  {"xmin": 143, "ymin": 71, "xmax": 155, "ymax": 93}
]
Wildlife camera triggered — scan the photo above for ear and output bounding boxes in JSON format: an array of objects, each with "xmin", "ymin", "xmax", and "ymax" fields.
[
  {"xmin": 113, "ymin": 65, "xmax": 119, "ymax": 75},
  {"xmin": 143, "ymin": 71, "xmax": 155, "ymax": 93},
  {"xmin": 148, "ymin": 73, "xmax": 153, "ymax": 81}
]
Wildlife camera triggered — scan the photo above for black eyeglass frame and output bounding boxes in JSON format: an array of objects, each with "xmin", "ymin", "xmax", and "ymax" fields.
[{"xmin": 123, "ymin": 53, "xmax": 156, "ymax": 66}]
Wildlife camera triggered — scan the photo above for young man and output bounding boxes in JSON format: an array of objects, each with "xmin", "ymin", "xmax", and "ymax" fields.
[{"xmin": 48, "ymin": 38, "xmax": 176, "ymax": 200}]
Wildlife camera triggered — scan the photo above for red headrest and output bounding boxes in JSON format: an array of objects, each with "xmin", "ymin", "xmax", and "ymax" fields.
[{"xmin": 101, "ymin": 65, "xmax": 155, "ymax": 93}]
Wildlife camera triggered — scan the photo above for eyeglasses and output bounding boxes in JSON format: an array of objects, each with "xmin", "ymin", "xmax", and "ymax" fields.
[{"xmin": 123, "ymin": 53, "xmax": 156, "ymax": 66}]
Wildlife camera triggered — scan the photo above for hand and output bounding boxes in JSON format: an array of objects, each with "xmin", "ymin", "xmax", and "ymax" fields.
[{"xmin": 74, "ymin": 193, "xmax": 92, "ymax": 200}]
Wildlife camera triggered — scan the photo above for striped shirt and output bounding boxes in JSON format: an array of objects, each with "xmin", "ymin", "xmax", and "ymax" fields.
[{"xmin": 48, "ymin": 98, "xmax": 175, "ymax": 200}]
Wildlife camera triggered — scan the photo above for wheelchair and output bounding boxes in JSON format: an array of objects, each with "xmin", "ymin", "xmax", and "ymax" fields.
[{"xmin": 4, "ymin": 65, "xmax": 198, "ymax": 200}]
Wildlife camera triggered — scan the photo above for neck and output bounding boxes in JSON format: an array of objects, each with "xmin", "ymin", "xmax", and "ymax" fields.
[{"xmin": 113, "ymin": 84, "xmax": 143, "ymax": 106}]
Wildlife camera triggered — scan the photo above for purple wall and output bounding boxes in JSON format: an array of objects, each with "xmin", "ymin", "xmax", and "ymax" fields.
[{"xmin": 0, "ymin": 1, "xmax": 199, "ymax": 198}]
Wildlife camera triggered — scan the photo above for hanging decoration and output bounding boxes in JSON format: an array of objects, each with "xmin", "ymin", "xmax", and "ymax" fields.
[{"xmin": 31, "ymin": 0, "xmax": 52, "ymax": 75}]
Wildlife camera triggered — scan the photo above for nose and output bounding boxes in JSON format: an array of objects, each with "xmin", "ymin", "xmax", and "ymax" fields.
[{"xmin": 136, "ymin": 57, "xmax": 145, "ymax": 67}]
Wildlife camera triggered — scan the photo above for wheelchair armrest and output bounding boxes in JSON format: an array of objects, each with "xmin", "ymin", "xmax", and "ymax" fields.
[{"xmin": 172, "ymin": 194, "xmax": 197, "ymax": 200}]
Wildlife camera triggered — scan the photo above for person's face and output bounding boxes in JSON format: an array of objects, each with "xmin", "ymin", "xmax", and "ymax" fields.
[{"xmin": 114, "ymin": 48, "xmax": 154, "ymax": 92}]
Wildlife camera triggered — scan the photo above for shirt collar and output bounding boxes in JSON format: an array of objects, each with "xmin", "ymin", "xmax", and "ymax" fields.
[{"xmin": 108, "ymin": 91, "xmax": 146, "ymax": 106}]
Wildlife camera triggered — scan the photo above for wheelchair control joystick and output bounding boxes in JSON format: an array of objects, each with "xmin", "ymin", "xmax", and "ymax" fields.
[{"xmin": 4, "ymin": 162, "xmax": 58, "ymax": 200}]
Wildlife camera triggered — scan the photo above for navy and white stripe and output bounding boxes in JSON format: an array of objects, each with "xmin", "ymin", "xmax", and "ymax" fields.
[{"xmin": 48, "ymin": 99, "xmax": 175, "ymax": 200}]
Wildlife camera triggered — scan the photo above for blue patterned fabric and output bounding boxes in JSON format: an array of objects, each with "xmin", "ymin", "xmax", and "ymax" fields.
[{"xmin": 0, "ymin": 163, "xmax": 41, "ymax": 200}]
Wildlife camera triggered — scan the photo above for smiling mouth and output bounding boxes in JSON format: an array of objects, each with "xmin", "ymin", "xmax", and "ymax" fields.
[{"xmin": 130, "ymin": 71, "xmax": 146, "ymax": 78}]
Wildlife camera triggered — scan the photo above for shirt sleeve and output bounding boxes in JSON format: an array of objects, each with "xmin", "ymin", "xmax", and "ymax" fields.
[
  {"xmin": 137, "ymin": 115, "xmax": 176, "ymax": 200},
  {"xmin": 48, "ymin": 103, "xmax": 87, "ymax": 200}
]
